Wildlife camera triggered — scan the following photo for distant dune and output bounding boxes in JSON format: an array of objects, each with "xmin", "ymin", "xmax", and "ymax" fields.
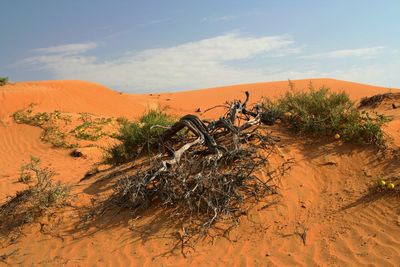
[
  {"xmin": 0, "ymin": 78, "xmax": 399, "ymax": 266},
  {"xmin": 0, "ymin": 80, "xmax": 143, "ymax": 119},
  {"xmin": 142, "ymin": 78, "xmax": 395, "ymax": 117},
  {"xmin": 1, "ymin": 78, "xmax": 394, "ymax": 119}
]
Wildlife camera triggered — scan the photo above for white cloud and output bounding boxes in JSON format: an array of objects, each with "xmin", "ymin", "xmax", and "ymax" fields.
[
  {"xmin": 202, "ymin": 15, "xmax": 237, "ymax": 22},
  {"xmin": 32, "ymin": 42, "xmax": 98, "ymax": 55},
  {"xmin": 17, "ymin": 35, "xmax": 398, "ymax": 91},
  {"xmin": 263, "ymin": 46, "xmax": 305, "ymax": 58},
  {"xmin": 20, "ymin": 33, "xmax": 301, "ymax": 91},
  {"xmin": 324, "ymin": 63, "xmax": 400, "ymax": 88},
  {"xmin": 301, "ymin": 46, "xmax": 385, "ymax": 59}
]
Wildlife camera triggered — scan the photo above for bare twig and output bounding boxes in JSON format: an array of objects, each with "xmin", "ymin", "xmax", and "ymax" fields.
[{"xmin": 105, "ymin": 92, "xmax": 281, "ymax": 250}]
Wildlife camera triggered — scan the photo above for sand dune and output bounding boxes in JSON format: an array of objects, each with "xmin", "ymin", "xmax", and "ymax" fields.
[
  {"xmin": 140, "ymin": 78, "xmax": 394, "ymax": 118},
  {"xmin": 0, "ymin": 78, "xmax": 399, "ymax": 266},
  {"xmin": 0, "ymin": 80, "xmax": 143, "ymax": 120}
]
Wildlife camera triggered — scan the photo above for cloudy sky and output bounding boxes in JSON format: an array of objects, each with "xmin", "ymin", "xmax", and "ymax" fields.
[{"xmin": 1, "ymin": 0, "xmax": 399, "ymax": 92}]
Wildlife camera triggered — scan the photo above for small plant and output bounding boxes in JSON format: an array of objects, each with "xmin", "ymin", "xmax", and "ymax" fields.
[
  {"xmin": 42, "ymin": 126, "xmax": 75, "ymax": 148},
  {"xmin": 18, "ymin": 156, "xmax": 42, "ymax": 184},
  {"xmin": 105, "ymin": 109, "xmax": 176, "ymax": 164},
  {"xmin": 116, "ymin": 116, "xmax": 128, "ymax": 125},
  {"xmin": 71, "ymin": 115, "xmax": 111, "ymax": 141},
  {"xmin": 341, "ymin": 111, "xmax": 389, "ymax": 148},
  {"xmin": 260, "ymin": 98, "xmax": 284, "ymax": 125},
  {"xmin": 12, "ymin": 105, "xmax": 75, "ymax": 148},
  {"xmin": 0, "ymin": 157, "xmax": 70, "ymax": 236},
  {"xmin": 72, "ymin": 121, "xmax": 105, "ymax": 141},
  {"xmin": 0, "ymin": 77, "xmax": 8, "ymax": 86},
  {"xmin": 13, "ymin": 105, "xmax": 70, "ymax": 126}
]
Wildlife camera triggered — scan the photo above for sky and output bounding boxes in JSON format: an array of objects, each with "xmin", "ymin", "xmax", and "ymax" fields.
[{"xmin": 0, "ymin": 0, "xmax": 399, "ymax": 93}]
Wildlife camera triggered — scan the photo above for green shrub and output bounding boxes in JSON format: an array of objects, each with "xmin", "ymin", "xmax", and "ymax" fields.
[
  {"xmin": 278, "ymin": 87, "xmax": 353, "ymax": 135},
  {"xmin": 260, "ymin": 98, "xmax": 284, "ymax": 125},
  {"xmin": 105, "ymin": 109, "xmax": 176, "ymax": 164},
  {"xmin": 264, "ymin": 85, "xmax": 389, "ymax": 148},
  {"xmin": 0, "ymin": 77, "xmax": 8, "ymax": 86},
  {"xmin": 342, "ymin": 112, "xmax": 388, "ymax": 148}
]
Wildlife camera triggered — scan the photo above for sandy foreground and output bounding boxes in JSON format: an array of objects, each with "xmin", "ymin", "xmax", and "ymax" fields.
[{"xmin": 0, "ymin": 79, "xmax": 399, "ymax": 266}]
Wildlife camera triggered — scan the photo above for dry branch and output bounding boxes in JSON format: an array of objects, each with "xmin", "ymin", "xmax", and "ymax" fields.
[{"xmin": 110, "ymin": 91, "xmax": 279, "ymax": 250}]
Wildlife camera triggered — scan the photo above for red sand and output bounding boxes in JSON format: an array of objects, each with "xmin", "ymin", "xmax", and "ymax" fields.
[{"xmin": 0, "ymin": 79, "xmax": 399, "ymax": 266}]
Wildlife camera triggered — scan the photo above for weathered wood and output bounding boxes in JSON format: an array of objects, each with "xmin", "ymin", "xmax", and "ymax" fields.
[{"xmin": 112, "ymin": 91, "xmax": 279, "ymax": 253}]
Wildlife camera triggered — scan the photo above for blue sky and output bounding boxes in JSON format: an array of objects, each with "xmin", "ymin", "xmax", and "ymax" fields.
[{"xmin": 1, "ymin": 0, "xmax": 399, "ymax": 92}]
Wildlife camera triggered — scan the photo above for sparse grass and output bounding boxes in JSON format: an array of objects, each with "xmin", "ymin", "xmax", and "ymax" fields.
[
  {"xmin": 262, "ymin": 85, "xmax": 389, "ymax": 149},
  {"xmin": 105, "ymin": 109, "xmax": 176, "ymax": 164},
  {"xmin": 13, "ymin": 105, "xmax": 119, "ymax": 150},
  {"xmin": 70, "ymin": 114, "xmax": 111, "ymax": 141},
  {"xmin": 0, "ymin": 77, "xmax": 8, "ymax": 86},
  {"xmin": 12, "ymin": 105, "xmax": 75, "ymax": 148},
  {"xmin": 41, "ymin": 126, "xmax": 74, "ymax": 148},
  {"xmin": 0, "ymin": 157, "xmax": 70, "ymax": 236},
  {"xmin": 13, "ymin": 105, "xmax": 70, "ymax": 126},
  {"xmin": 72, "ymin": 121, "xmax": 104, "ymax": 141}
]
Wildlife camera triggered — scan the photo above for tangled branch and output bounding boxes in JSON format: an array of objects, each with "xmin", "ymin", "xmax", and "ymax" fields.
[{"xmin": 111, "ymin": 92, "xmax": 279, "ymax": 250}]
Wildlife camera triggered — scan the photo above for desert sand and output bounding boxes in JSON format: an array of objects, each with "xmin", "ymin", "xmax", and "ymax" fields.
[{"xmin": 0, "ymin": 79, "xmax": 399, "ymax": 266}]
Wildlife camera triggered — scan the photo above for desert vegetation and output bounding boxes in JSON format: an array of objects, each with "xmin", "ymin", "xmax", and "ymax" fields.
[
  {"xmin": 86, "ymin": 92, "xmax": 283, "ymax": 251},
  {"xmin": 12, "ymin": 105, "xmax": 119, "ymax": 149},
  {"xmin": 13, "ymin": 105, "xmax": 75, "ymax": 148},
  {"xmin": 1, "ymin": 79, "xmax": 399, "ymax": 265},
  {"xmin": 99, "ymin": 88, "xmax": 390, "ymax": 246},
  {"xmin": 0, "ymin": 157, "xmax": 70, "ymax": 237},
  {"xmin": 0, "ymin": 77, "xmax": 8, "ymax": 86},
  {"xmin": 107, "ymin": 86, "xmax": 389, "ymax": 168},
  {"xmin": 6, "ymin": 86, "xmax": 391, "ymax": 248},
  {"xmin": 71, "ymin": 113, "xmax": 112, "ymax": 141},
  {"xmin": 105, "ymin": 109, "xmax": 176, "ymax": 164},
  {"xmin": 262, "ymin": 85, "xmax": 389, "ymax": 148}
]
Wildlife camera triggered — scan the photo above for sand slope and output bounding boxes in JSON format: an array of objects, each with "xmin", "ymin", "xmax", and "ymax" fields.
[
  {"xmin": 0, "ymin": 79, "xmax": 399, "ymax": 266},
  {"xmin": 0, "ymin": 80, "xmax": 148, "ymax": 120},
  {"xmin": 0, "ymin": 80, "xmax": 143, "ymax": 202}
]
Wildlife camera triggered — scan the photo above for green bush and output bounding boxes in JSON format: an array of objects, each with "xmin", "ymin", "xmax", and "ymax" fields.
[
  {"xmin": 0, "ymin": 76, "xmax": 8, "ymax": 86},
  {"xmin": 260, "ymin": 98, "xmax": 284, "ymax": 125},
  {"xmin": 105, "ymin": 109, "xmax": 176, "ymax": 164},
  {"xmin": 279, "ymin": 87, "xmax": 354, "ymax": 135},
  {"xmin": 341, "ymin": 112, "xmax": 388, "ymax": 148},
  {"xmin": 263, "ymin": 86, "xmax": 389, "ymax": 148}
]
